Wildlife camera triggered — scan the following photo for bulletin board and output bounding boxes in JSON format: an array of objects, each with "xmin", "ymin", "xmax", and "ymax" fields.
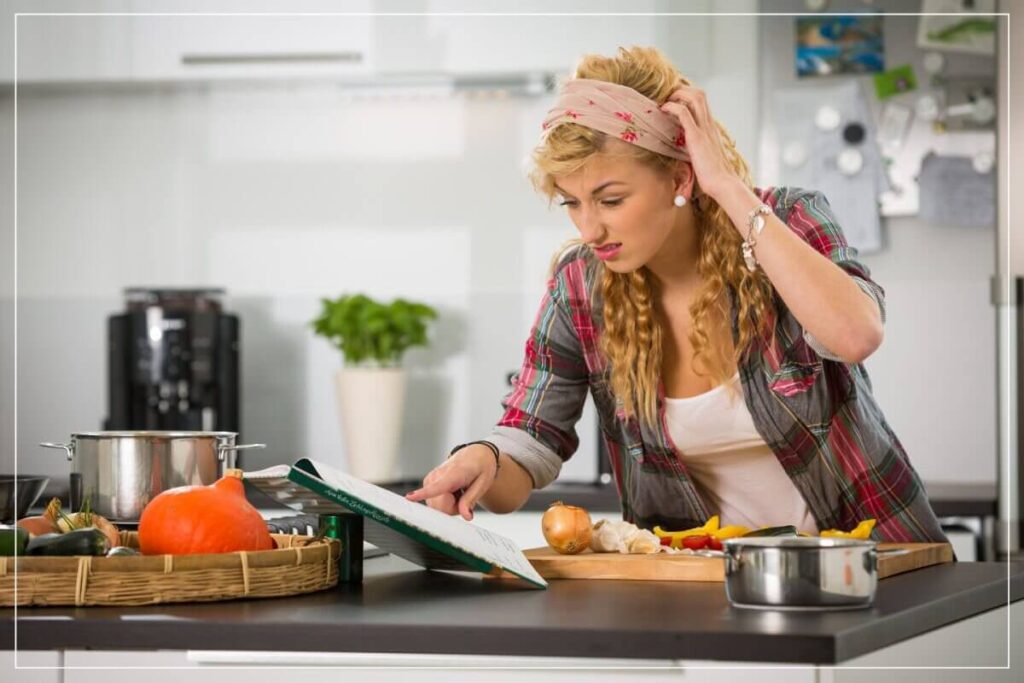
[{"xmin": 765, "ymin": 2, "xmax": 998, "ymax": 245}]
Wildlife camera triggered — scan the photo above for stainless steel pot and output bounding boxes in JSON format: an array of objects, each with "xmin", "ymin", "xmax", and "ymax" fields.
[
  {"xmin": 723, "ymin": 536, "xmax": 901, "ymax": 611},
  {"xmin": 40, "ymin": 431, "xmax": 265, "ymax": 522}
]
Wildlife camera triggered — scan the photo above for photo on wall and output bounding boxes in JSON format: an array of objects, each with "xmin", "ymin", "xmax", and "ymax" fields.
[
  {"xmin": 795, "ymin": 15, "xmax": 884, "ymax": 77},
  {"xmin": 917, "ymin": 0, "xmax": 997, "ymax": 55}
]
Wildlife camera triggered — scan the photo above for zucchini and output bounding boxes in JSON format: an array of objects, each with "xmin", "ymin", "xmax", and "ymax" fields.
[
  {"xmin": 106, "ymin": 546, "xmax": 140, "ymax": 557},
  {"xmin": 742, "ymin": 525, "xmax": 798, "ymax": 537},
  {"xmin": 26, "ymin": 527, "xmax": 111, "ymax": 556},
  {"xmin": 0, "ymin": 525, "xmax": 29, "ymax": 556}
]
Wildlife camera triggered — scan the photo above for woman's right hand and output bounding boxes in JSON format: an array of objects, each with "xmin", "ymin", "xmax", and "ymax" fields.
[{"xmin": 404, "ymin": 445, "xmax": 498, "ymax": 521}]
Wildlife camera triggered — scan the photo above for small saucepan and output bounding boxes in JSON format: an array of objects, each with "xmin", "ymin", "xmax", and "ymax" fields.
[{"xmin": 723, "ymin": 536, "xmax": 906, "ymax": 611}]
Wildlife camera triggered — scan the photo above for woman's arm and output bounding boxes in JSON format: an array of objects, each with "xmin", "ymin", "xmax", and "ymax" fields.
[
  {"xmin": 479, "ymin": 451, "xmax": 535, "ymax": 513},
  {"xmin": 404, "ymin": 444, "xmax": 534, "ymax": 518},
  {"xmin": 406, "ymin": 250, "xmax": 590, "ymax": 519},
  {"xmin": 658, "ymin": 85, "xmax": 883, "ymax": 364},
  {"xmin": 711, "ymin": 178, "xmax": 883, "ymax": 363}
]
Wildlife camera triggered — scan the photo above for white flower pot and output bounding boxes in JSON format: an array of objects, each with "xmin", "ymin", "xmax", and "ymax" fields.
[{"xmin": 334, "ymin": 367, "xmax": 407, "ymax": 483}]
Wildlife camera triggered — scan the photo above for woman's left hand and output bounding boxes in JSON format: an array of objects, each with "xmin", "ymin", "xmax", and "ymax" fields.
[{"xmin": 659, "ymin": 84, "xmax": 739, "ymax": 200}]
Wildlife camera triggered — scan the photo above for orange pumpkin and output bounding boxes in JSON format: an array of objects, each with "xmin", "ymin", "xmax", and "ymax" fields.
[{"xmin": 137, "ymin": 469, "xmax": 274, "ymax": 556}]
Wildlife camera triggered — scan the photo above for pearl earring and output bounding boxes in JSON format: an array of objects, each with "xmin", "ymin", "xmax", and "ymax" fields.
[{"xmin": 674, "ymin": 194, "xmax": 687, "ymax": 207}]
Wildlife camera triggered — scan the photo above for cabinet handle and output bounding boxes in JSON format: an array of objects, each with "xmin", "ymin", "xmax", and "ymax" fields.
[
  {"xmin": 181, "ymin": 52, "xmax": 363, "ymax": 66},
  {"xmin": 186, "ymin": 651, "xmax": 677, "ymax": 667}
]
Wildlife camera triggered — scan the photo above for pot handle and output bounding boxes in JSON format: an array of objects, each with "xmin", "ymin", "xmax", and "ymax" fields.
[
  {"xmin": 39, "ymin": 442, "xmax": 75, "ymax": 461},
  {"xmin": 863, "ymin": 547, "xmax": 909, "ymax": 571},
  {"xmin": 217, "ymin": 443, "xmax": 266, "ymax": 461}
]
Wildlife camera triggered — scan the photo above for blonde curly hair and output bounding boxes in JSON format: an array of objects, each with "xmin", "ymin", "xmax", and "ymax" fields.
[{"xmin": 530, "ymin": 46, "xmax": 774, "ymax": 429}]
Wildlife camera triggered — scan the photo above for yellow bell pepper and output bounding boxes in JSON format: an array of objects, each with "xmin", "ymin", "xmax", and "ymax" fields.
[
  {"xmin": 820, "ymin": 518, "xmax": 876, "ymax": 540},
  {"xmin": 653, "ymin": 515, "xmax": 720, "ymax": 549},
  {"xmin": 710, "ymin": 525, "xmax": 750, "ymax": 541}
]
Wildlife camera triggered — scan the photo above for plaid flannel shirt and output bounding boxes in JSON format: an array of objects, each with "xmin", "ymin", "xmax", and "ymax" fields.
[{"xmin": 489, "ymin": 187, "xmax": 948, "ymax": 543}]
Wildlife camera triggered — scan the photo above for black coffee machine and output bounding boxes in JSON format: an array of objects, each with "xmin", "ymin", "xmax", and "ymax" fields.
[{"xmin": 105, "ymin": 288, "xmax": 241, "ymax": 434}]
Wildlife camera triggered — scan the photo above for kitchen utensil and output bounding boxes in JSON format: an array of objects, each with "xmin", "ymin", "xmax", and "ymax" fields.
[
  {"xmin": 723, "ymin": 536, "xmax": 896, "ymax": 611},
  {"xmin": 487, "ymin": 542, "xmax": 951, "ymax": 583},
  {"xmin": 0, "ymin": 475, "xmax": 50, "ymax": 523},
  {"xmin": 40, "ymin": 431, "xmax": 264, "ymax": 522}
]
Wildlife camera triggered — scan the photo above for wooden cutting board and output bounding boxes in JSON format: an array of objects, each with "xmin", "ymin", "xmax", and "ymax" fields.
[{"xmin": 489, "ymin": 543, "xmax": 953, "ymax": 582}]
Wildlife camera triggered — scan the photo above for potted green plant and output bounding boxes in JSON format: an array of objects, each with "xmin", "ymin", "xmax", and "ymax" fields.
[{"xmin": 312, "ymin": 294, "xmax": 438, "ymax": 482}]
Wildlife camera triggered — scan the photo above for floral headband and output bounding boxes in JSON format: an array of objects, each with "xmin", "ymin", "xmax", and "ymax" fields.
[{"xmin": 541, "ymin": 78, "xmax": 690, "ymax": 161}]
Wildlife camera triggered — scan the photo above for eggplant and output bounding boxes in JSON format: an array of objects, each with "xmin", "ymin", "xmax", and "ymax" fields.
[
  {"xmin": 26, "ymin": 527, "xmax": 111, "ymax": 556},
  {"xmin": 0, "ymin": 525, "xmax": 30, "ymax": 556}
]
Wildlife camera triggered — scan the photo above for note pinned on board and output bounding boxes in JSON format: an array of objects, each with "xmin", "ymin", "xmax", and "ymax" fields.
[
  {"xmin": 917, "ymin": 152, "xmax": 995, "ymax": 228},
  {"xmin": 773, "ymin": 82, "xmax": 888, "ymax": 252}
]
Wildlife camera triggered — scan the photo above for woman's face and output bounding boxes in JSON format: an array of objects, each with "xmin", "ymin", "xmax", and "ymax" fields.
[{"xmin": 553, "ymin": 141, "xmax": 694, "ymax": 274}]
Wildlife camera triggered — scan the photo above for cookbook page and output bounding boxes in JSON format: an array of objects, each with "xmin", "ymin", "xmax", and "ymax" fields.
[{"xmin": 300, "ymin": 459, "xmax": 547, "ymax": 588}]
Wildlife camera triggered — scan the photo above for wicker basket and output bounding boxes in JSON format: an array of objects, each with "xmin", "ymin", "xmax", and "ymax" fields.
[{"xmin": 0, "ymin": 531, "xmax": 341, "ymax": 607}]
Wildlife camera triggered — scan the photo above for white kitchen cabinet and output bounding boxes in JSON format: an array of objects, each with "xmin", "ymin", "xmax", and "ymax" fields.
[
  {"xmin": 10, "ymin": 1, "xmax": 134, "ymax": 83},
  {"xmin": 63, "ymin": 648, "xmax": 815, "ymax": 681},
  {"xmin": 27, "ymin": 602, "xmax": 1024, "ymax": 679},
  {"xmin": 1, "ymin": 649, "xmax": 61, "ymax": 683},
  {"xmin": 7, "ymin": 0, "xmax": 711, "ymax": 85},
  {"xmin": 128, "ymin": 1, "xmax": 373, "ymax": 82},
  {"xmin": 409, "ymin": 0, "xmax": 710, "ymax": 79}
]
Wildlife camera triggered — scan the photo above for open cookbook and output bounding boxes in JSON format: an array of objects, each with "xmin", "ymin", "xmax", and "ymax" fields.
[{"xmin": 244, "ymin": 458, "xmax": 547, "ymax": 589}]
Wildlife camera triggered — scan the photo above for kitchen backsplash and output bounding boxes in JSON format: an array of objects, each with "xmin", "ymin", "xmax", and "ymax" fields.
[{"xmin": 7, "ymin": 87, "xmax": 606, "ymax": 482}]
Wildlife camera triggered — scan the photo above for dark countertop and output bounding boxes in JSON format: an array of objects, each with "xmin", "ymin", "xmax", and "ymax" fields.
[
  {"xmin": 3, "ymin": 557, "xmax": 1021, "ymax": 664},
  {"xmin": 379, "ymin": 480, "xmax": 998, "ymax": 517}
]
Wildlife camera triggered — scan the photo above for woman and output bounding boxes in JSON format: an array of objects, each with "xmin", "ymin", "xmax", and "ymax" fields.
[{"xmin": 406, "ymin": 47, "xmax": 946, "ymax": 543}]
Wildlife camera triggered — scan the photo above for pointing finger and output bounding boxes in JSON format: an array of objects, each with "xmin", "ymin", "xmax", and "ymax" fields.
[
  {"xmin": 426, "ymin": 492, "xmax": 459, "ymax": 516},
  {"xmin": 405, "ymin": 478, "xmax": 458, "ymax": 502},
  {"xmin": 457, "ymin": 474, "xmax": 492, "ymax": 521}
]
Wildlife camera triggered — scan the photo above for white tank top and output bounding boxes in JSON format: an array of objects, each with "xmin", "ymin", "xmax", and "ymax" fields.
[{"xmin": 663, "ymin": 374, "xmax": 819, "ymax": 534}]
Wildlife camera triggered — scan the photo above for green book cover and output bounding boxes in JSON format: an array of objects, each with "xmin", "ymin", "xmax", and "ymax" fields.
[{"xmin": 246, "ymin": 458, "xmax": 547, "ymax": 589}]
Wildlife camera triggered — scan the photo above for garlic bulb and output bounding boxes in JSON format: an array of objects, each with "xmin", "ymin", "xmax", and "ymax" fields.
[
  {"xmin": 590, "ymin": 519, "xmax": 660, "ymax": 554},
  {"xmin": 625, "ymin": 529, "xmax": 661, "ymax": 555},
  {"xmin": 590, "ymin": 519, "xmax": 627, "ymax": 553}
]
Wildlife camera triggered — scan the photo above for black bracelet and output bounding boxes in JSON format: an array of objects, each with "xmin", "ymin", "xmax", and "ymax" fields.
[{"xmin": 448, "ymin": 440, "xmax": 501, "ymax": 476}]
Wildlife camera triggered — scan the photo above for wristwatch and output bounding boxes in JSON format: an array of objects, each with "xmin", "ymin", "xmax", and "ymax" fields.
[{"xmin": 742, "ymin": 204, "xmax": 772, "ymax": 272}]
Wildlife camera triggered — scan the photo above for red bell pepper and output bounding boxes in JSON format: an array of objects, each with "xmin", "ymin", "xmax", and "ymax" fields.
[{"xmin": 681, "ymin": 534, "xmax": 710, "ymax": 550}]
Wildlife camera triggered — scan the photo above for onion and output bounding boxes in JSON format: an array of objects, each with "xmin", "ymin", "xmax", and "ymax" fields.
[
  {"xmin": 56, "ymin": 512, "xmax": 121, "ymax": 548},
  {"xmin": 17, "ymin": 515, "xmax": 58, "ymax": 537},
  {"xmin": 541, "ymin": 501, "xmax": 593, "ymax": 555}
]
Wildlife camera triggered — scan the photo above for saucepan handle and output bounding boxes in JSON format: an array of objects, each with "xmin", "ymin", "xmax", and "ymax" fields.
[
  {"xmin": 217, "ymin": 443, "xmax": 266, "ymax": 461},
  {"xmin": 39, "ymin": 442, "xmax": 75, "ymax": 462},
  {"xmin": 864, "ymin": 547, "xmax": 910, "ymax": 572}
]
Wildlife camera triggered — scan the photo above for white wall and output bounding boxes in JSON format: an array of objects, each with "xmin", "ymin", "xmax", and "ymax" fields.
[
  {"xmin": 1, "ymin": 89, "xmax": 11, "ymax": 475},
  {"xmin": 0, "ymin": 6, "xmax": 761, "ymax": 490}
]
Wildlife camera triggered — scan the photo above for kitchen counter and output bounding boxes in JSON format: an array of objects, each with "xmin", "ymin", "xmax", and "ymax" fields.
[
  {"xmin": 379, "ymin": 480, "xmax": 998, "ymax": 517},
  {"xmin": 3, "ymin": 555, "xmax": 1021, "ymax": 665}
]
